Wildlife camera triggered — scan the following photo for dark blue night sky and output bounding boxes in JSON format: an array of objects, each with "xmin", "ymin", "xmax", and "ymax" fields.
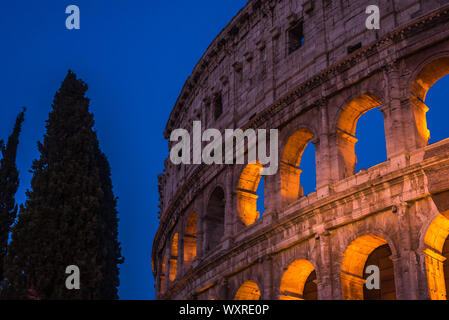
[{"xmin": 0, "ymin": 1, "xmax": 448, "ymax": 300}]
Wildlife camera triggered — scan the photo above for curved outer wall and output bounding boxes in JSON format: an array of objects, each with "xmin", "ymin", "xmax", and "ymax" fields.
[{"xmin": 154, "ymin": 0, "xmax": 449, "ymax": 300}]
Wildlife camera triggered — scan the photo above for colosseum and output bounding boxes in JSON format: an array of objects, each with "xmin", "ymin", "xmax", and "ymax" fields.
[{"xmin": 153, "ymin": 0, "xmax": 449, "ymax": 300}]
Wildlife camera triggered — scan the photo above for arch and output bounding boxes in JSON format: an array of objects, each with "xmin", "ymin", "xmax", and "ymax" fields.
[
  {"xmin": 411, "ymin": 56, "xmax": 449, "ymax": 103},
  {"xmin": 341, "ymin": 234, "xmax": 396, "ymax": 300},
  {"xmin": 184, "ymin": 212, "xmax": 198, "ymax": 270},
  {"xmin": 423, "ymin": 213, "xmax": 449, "ymax": 300},
  {"xmin": 236, "ymin": 162, "xmax": 263, "ymax": 226},
  {"xmin": 279, "ymin": 259, "xmax": 317, "ymax": 300},
  {"xmin": 335, "ymin": 94, "xmax": 384, "ymax": 178},
  {"xmin": 234, "ymin": 280, "xmax": 261, "ymax": 300},
  {"xmin": 280, "ymin": 128, "xmax": 315, "ymax": 205},
  {"xmin": 337, "ymin": 94, "xmax": 383, "ymax": 137},
  {"xmin": 169, "ymin": 233, "xmax": 179, "ymax": 282},
  {"xmin": 204, "ymin": 187, "xmax": 225, "ymax": 252},
  {"xmin": 409, "ymin": 56, "xmax": 449, "ymax": 147}
]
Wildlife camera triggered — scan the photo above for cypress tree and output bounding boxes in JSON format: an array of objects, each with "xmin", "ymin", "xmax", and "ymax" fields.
[
  {"xmin": 0, "ymin": 109, "xmax": 25, "ymax": 283},
  {"xmin": 2, "ymin": 71, "xmax": 123, "ymax": 299}
]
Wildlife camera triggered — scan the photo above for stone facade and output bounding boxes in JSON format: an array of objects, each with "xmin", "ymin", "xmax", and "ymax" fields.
[{"xmin": 153, "ymin": 0, "xmax": 449, "ymax": 300}]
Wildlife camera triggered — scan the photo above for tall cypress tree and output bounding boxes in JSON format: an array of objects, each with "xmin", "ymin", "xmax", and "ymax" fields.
[
  {"xmin": 0, "ymin": 109, "xmax": 25, "ymax": 283},
  {"xmin": 2, "ymin": 71, "xmax": 123, "ymax": 299}
]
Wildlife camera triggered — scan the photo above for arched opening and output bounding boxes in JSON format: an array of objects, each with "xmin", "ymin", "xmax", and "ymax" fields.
[
  {"xmin": 280, "ymin": 259, "xmax": 317, "ymax": 300},
  {"xmin": 169, "ymin": 233, "xmax": 179, "ymax": 282},
  {"xmin": 300, "ymin": 142, "xmax": 316, "ymax": 196},
  {"xmin": 362, "ymin": 244, "xmax": 396, "ymax": 300},
  {"xmin": 184, "ymin": 212, "xmax": 198, "ymax": 270},
  {"xmin": 411, "ymin": 57, "xmax": 449, "ymax": 147},
  {"xmin": 205, "ymin": 187, "xmax": 225, "ymax": 252},
  {"xmin": 423, "ymin": 214, "xmax": 449, "ymax": 300},
  {"xmin": 280, "ymin": 128, "xmax": 316, "ymax": 206},
  {"xmin": 234, "ymin": 281, "xmax": 261, "ymax": 300},
  {"xmin": 354, "ymin": 108, "xmax": 387, "ymax": 172},
  {"xmin": 336, "ymin": 94, "xmax": 385, "ymax": 178},
  {"xmin": 236, "ymin": 162, "xmax": 263, "ymax": 226},
  {"xmin": 418, "ymin": 59, "xmax": 449, "ymax": 145},
  {"xmin": 341, "ymin": 234, "xmax": 396, "ymax": 300}
]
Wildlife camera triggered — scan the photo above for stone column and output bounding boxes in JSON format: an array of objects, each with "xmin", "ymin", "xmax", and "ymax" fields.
[
  {"xmin": 280, "ymin": 162, "xmax": 302, "ymax": 206},
  {"xmin": 382, "ymin": 63, "xmax": 408, "ymax": 158},
  {"xmin": 340, "ymin": 272, "xmax": 366, "ymax": 300},
  {"xmin": 219, "ymin": 278, "xmax": 230, "ymax": 300},
  {"xmin": 261, "ymin": 256, "xmax": 274, "ymax": 300},
  {"xmin": 333, "ymin": 129, "xmax": 358, "ymax": 179},
  {"xmin": 422, "ymin": 248, "xmax": 447, "ymax": 300},
  {"xmin": 223, "ymin": 168, "xmax": 235, "ymax": 250},
  {"xmin": 316, "ymin": 231, "xmax": 334, "ymax": 300},
  {"xmin": 163, "ymin": 248, "xmax": 169, "ymax": 295},
  {"xmin": 395, "ymin": 202, "xmax": 421, "ymax": 299},
  {"xmin": 315, "ymin": 99, "xmax": 336, "ymax": 199}
]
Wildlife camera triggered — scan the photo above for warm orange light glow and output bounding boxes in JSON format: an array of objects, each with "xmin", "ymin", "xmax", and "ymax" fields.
[
  {"xmin": 237, "ymin": 162, "xmax": 263, "ymax": 226},
  {"xmin": 169, "ymin": 233, "xmax": 179, "ymax": 282},
  {"xmin": 184, "ymin": 212, "xmax": 198, "ymax": 269},
  {"xmin": 234, "ymin": 281, "xmax": 261, "ymax": 300},
  {"xmin": 281, "ymin": 128, "xmax": 314, "ymax": 205},
  {"xmin": 160, "ymin": 248, "xmax": 167, "ymax": 295},
  {"xmin": 424, "ymin": 214, "xmax": 449, "ymax": 300},
  {"xmin": 336, "ymin": 94, "xmax": 382, "ymax": 177},
  {"xmin": 337, "ymin": 94, "xmax": 382, "ymax": 137},
  {"xmin": 410, "ymin": 57, "xmax": 449, "ymax": 147},
  {"xmin": 412, "ymin": 57, "xmax": 449, "ymax": 102},
  {"xmin": 279, "ymin": 259, "xmax": 316, "ymax": 300},
  {"xmin": 341, "ymin": 234, "xmax": 388, "ymax": 300}
]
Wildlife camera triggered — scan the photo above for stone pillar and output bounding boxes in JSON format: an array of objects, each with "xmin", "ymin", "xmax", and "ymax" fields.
[
  {"xmin": 163, "ymin": 248, "xmax": 170, "ymax": 295},
  {"xmin": 198, "ymin": 195, "xmax": 206, "ymax": 258},
  {"xmin": 315, "ymin": 100, "xmax": 334, "ymax": 192},
  {"xmin": 340, "ymin": 272, "xmax": 366, "ymax": 300},
  {"xmin": 382, "ymin": 63, "xmax": 408, "ymax": 159},
  {"xmin": 393, "ymin": 62, "xmax": 430, "ymax": 152},
  {"xmin": 407, "ymin": 96, "xmax": 430, "ymax": 150},
  {"xmin": 263, "ymin": 170, "xmax": 277, "ymax": 214},
  {"xmin": 333, "ymin": 129, "xmax": 358, "ymax": 179},
  {"xmin": 261, "ymin": 256, "xmax": 274, "ymax": 300},
  {"xmin": 280, "ymin": 162, "xmax": 302, "ymax": 206},
  {"xmin": 219, "ymin": 278, "xmax": 230, "ymax": 300},
  {"xmin": 316, "ymin": 231, "xmax": 334, "ymax": 300},
  {"xmin": 332, "ymin": 260, "xmax": 344, "ymax": 300},
  {"xmin": 422, "ymin": 248, "xmax": 447, "ymax": 300},
  {"xmin": 179, "ymin": 229, "xmax": 185, "ymax": 276},
  {"xmin": 395, "ymin": 202, "xmax": 421, "ymax": 299},
  {"xmin": 224, "ymin": 170, "xmax": 233, "ymax": 237}
]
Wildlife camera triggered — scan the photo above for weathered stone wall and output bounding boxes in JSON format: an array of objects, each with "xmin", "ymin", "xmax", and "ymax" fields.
[{"xmin": 153, "ymin": 0, "xmax": 449, "ymax": 300}]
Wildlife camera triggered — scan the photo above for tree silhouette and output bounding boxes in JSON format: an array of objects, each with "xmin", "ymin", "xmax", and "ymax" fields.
[
  {"xmin": 3, "ymin": 71, "xmax": 123, "ymax": 299},
  {"xmin": 0, "ymin": 109, "xmax": 25, "ymax": 283}
]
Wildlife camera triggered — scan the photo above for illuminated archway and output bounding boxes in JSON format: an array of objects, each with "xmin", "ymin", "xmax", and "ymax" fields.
[
  {"xmin": 412, "ymin": 57, "xmax": 449, "ymax": 103},
  {"xmin": 336, "ymin": 94, "xmax": 384, "ymax": 178},
  {"xmin": 280, "ymin": 128, "xmax": 315, "ymax": 206},
  {"xmin": 411, "ymin": 57, "xmax": 449, "ymax": 146},
  {"xmin": 234, "ymin": 281, "xmax": 261, "ymax": 300},
  {"xmin": 280, "ymin": 259, "xmax": 317, "ymax": 300},
  {"xmin": 205, "ymin": 187, "xmax": 225, "ymax": 252},
  {"xmin": 184, "ymin": 212, "xmax": 198, "ymax": 270},
  {"xmin": 423, "ymin": 214, "xmax": 449, "ymax": 300},
  {"xmin": 169, "ymin": 233, "xmax": 179, "ymax": 282},
  {"xmin": 236, "ymin": 162, "xmax": 263, "ymax": 226},
  {"xmin": 341, "ymin": 234, "xmax": 396, "ymax": 300}
]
